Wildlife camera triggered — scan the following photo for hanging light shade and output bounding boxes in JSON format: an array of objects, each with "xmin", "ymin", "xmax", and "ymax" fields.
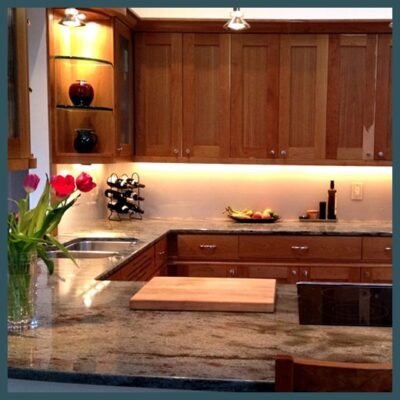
[
  {"xmin": 59, "ymin": 8, "xmax": 86, "ymax": 27},
  {"xmin": 223, "ymin": 7, "xmax": 250, "ymax": 31}
]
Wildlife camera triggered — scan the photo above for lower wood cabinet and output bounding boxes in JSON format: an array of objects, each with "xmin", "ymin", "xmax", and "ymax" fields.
[{"xmin": 360, "ymin": 266, "xmax": 392, "ymax": 283}]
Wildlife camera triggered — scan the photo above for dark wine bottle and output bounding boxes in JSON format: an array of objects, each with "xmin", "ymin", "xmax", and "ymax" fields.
[
  {"xmin": 128, "ymin": 203, "xmax": 145, "ymax": 214},
  {"xmin": 123, "ymin": 190, "xmax": 145, "ymax": 201},
  {"xmin": 125, "ymin": 178, "xmax": 145, "ymax": 189},
  {"xmin": 107, "ymin": 202, "xmax": 130, "ymax": 214}
]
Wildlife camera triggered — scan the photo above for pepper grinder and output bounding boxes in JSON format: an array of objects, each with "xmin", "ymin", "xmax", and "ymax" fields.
[{"xmin": 327, "ymin": 180, "xmax": 337, "ymax": 220}]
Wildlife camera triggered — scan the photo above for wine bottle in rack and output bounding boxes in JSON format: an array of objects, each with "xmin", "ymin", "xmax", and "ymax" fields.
[
  {"xmin": 123, "ymin": 190, "xmax": 145, "ymax": 201},
  {"xmin": 125, "ymin": 178, "xmax": 145, "ymax": 189},
  {"xmin": 128, "ymin": 203, "xmax": 145, "ymax": 214},
  {"xmin": 107, "ymin": 201, "xmax": 130, "ymax": 214}
]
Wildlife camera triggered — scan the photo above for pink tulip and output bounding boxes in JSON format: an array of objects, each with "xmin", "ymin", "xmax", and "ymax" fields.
[
  {"xmin": 23, "ymin": 174, "xmax": 40, "ymax": 193},
  {"xmin": 76, "ymin": 172, "xmax": 96, "ymax": 193},
  {"xmin": 50, "ymin": 175, "xmax": 75, "ymax": 198}
]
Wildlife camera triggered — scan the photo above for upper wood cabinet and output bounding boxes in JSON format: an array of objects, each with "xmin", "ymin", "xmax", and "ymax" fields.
[
  {"xmin": 114, "ymin": 19, "xmax": 134, "ymax": 159},
  {"xmin": 326, "ymin": 34, "xmax": 377, "ymax": 162},
  {"xmin": 374, "ymin": 35, "xmax": 392, "ymax": 161},
  {"xmin": 279, "ymin": 35, "xmax": 328, "ymax": 161},
  {"xmin": 230, "ymin": 35, "xmax": 279, "ymax": 159},
  {"xmin": 48, "ymin": 9, "xmax": 134, "ymax": 164},
  {"xmin": 135, "ymin": 33, "xmax": 182, "ymax": 158},
  {"xmin": 183, "ymin": 34, "xmax": 230, "ymax": 159},
  {"xmin": 8, "ymin": 8, "xmax": 36, "ymax": 170}
]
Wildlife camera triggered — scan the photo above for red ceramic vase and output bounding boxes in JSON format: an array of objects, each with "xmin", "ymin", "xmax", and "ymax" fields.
[{"xmin": 68, "ymin": 80, "xmax": 94, "ymax": 106}]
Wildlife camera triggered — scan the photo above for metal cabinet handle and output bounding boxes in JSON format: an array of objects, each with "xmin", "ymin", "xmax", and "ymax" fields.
[
  {"xmin": 378, "ymin": 151, "xmax": 385, "ymax": 158},
  {"xmin": 384, "ymin": 247, "xmax": 392, "ymax": 252},
  {"xmin": 291, "ymin": 269, "xmax": 297, "ymax": 276},
  {"xmin": 185, "ymin": 148, "xmax": 191, "ymax": 155},
  {"xmin": 199, "ymin": 244, "xmax": 217, "ymax": 250},
  {"xmin": 291, "ymin": 245, "xmax": 300, "ymax": 251},
  {"xmin": 291, "ymin": 245, "xmax": 309, "ymax": 251},
  {"xmin": 269, "ymin": 150, "xmax": 276, "ymax": 156},
  {"xmin": 116, "ymin": 147, "xmax": 123, "ymax": 152},
  {"xmin": 280, "ymin": 150, "xmax": 287, "ymax": 158},
  {"xmin": 228, "ymin": 268, "xmax": 236, "ymax": 277},
  {"xmin": 300, "ymin": 246, "xmax": 309, "ymax": 251},
  {"xmin": 173, "ymin": 148, "xmax": 179, "ymax": 155},
  {"xmin": 303, "ymin": 270, "xmax": 309, "ymax": 277},
  {"xmin": 158, "ymin": 251, "xmax": 166, "ymax": 256}
]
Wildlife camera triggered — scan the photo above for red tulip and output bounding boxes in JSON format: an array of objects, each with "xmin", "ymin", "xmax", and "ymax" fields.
[
  {"xmin": 50, "ymin": 175, "xmax": 75, "ymax": 198},
  {"xmin": 23, "ymin": 173, "xmax": 40, "ymax": 193},
  {"xmin": 76, "ymin": 172, "xmax": 96, "ymax": 192}
]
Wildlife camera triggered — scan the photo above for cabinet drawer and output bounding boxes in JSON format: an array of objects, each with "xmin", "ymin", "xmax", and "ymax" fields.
[
  {"xmin": 361, "ymin": 266, "xmax": 392, "ymax": 283},
  {"xmin": 242, "ymin": 264, "xmax": 298, "ymax": 283},
  {"xmin": 177, "ymin": 234, "xmax": 238, "ymax": 260},
  {"xmin": 155, "ymin": 237, "xmax": 168, "ymax": 269},
  {"xmin": 239, "ymin": 235, "xmax": 362, "ymax": 261},
  {"xmin": 174, "ymin": 263, "xmax": 238, "ymax": 278},
  {"xmin": 362, "ymin": 237, "xmax": 392, "ymax": 261},
  {"xmin": 300, "ymin": 266, "xmax": 360, "ymax": 282}
]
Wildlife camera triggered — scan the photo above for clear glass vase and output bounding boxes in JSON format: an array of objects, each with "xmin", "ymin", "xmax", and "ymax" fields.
[{"xmin": 8, "ymin": 252, "xmax": 39, "ymax": 332}]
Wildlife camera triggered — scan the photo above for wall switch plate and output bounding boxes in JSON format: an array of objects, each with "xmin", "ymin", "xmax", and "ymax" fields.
[{"xmin": 351, "ymin": 183, "xmax": 363, "ymax": 200}]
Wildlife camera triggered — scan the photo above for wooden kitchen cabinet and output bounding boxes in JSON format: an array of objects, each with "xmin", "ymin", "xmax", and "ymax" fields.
[
  {"xmin": 114, "ymin": 18, "xmax": 134, "ymax": 159},
  {"xmin": 362, "ymin": 237, "xmax": 392, "ymax": 262},
  {"xmin": 278, "ymin": 35, "xmax": 328, "ymax": 161},
  {"xmin": 298, "ymin": 266, "xmax": 361, "ymax": 282},
  {"xmin": 8, "ymin": 8, "xmax": 36, "ymax": 170},
  {"xmin": 374, "ymin": 35, "xmax": 392, "ymax": 161},
  {"xmin": 135, "ymin": 33, "xmax": 182, "ymax": 158},
  {"xmin": 326, "ymin": 34, "xmax": 377, "ymax": 162},
  {"xmin": 360, "ymin": 266, "xmax": 392, "ymax": 283},
  {"xmin": 230, "ymin": 34, "xmax": 280, "ymax": 159}
]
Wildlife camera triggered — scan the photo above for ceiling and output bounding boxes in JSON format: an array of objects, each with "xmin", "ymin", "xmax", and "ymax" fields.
[{"xmin": 131, "ymin": 8, "xmax": 392, "ymax": 20}]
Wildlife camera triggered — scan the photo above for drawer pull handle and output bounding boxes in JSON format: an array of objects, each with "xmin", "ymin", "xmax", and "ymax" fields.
[
  {"xmin": 158, "ymin": 251, "xmax": 166, "ymax": 256},
  {"xmin": 228, "ymin": 268, "xmax": 236, "ymax": 277},
  {"xmin": 199, "ymin": 244, "xmax": 217, "ymax": 250},
  {"xmin": 291, "ymin": 245, "xmax": 309, "ymax": 251},
  {"xmin": 291, "ymin": 270, "xmax": 297, "ymax": 276},
  {"xmin": 384, "ymin": 247, "xmax": 392, "ymax": 252},
  {"xmin": 303, "ymin": 270, "xmax": 309, "ymax": 277}
]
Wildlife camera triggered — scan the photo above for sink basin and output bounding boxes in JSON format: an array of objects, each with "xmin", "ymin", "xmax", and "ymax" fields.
[
  {"xmin": 63, "ymin": 237, "xmax": 139, "ymax": 253},
  {"xmin": 46, "ymin": 237, "xmax": 139, "ymax": 259}
]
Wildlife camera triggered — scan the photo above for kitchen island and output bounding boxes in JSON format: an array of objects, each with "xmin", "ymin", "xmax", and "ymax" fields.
[{"xmin": 8, "ymin": 218, "xmax": 392, "ymax": 391}]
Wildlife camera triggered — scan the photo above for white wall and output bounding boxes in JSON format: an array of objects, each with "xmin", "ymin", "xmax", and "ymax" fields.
[{"xmin": 27, "ymin": 8, "xmax": 50, "ymax": 206}]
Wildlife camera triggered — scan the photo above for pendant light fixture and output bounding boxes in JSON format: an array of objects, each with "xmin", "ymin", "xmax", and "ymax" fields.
[
  {"xmin": 223, "ymin": 7, "xmax": 250, "ymax": 31},
  {"xmin": 59, "ymin": 8, "xmax": 86, "ymax": 27}
]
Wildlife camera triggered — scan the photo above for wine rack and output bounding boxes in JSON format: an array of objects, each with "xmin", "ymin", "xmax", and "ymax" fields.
[{"xmin": 105, "ymin": 172, "xmax": 145, "ymax": 221}]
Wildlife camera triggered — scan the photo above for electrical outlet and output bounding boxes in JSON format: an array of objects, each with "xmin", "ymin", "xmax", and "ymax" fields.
[{"xmin": 351, "ymin": 183, "xmax": 363, "ymax": 200}]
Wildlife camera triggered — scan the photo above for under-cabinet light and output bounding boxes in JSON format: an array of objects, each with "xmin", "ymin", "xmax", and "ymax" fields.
[{"xmin": 59, "ymin": 8, "xmax": 86, "ymax": 27}]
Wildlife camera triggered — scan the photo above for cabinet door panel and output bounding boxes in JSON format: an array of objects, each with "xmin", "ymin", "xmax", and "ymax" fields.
[
  {"xmin": 363, "ymin": 237, "xmax": 392, "ymax": 262},
  {"xmin": 135, "ymin": 33, "xmax": 182, "ymax": 157},
  {"xmin": 230, "ymin": 35, "xmax": 279, "ymax": 158},
  {"xmin": 361, "ymin": 266, "xmax": 392, "ymax": 283},
  {"xmin": 183, "ymin": 34, "xmax": 230, "ymax": 159},
  {"xmin": 374, "ymin": 35, "xmax": 392, "ymax": 161},
  {"xmin": 279, "ymin": 35, "xmax": 328, "ymax": 160},
  {"xmin": 326, "ymin": 35, "xmax": 377, "ymax": 161},
  {"xmin": 242, "ymin": 264, "xmax": 298, "ymax": 283}
]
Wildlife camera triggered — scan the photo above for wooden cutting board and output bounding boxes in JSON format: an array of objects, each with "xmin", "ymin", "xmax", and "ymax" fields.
[{"xmin": 129, "ymin": 277, "xmax": 276, "ymax": 312}]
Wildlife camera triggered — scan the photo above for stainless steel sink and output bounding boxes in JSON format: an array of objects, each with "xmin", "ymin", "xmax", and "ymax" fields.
[{"xmin": 46, "ymin": 237, "xmax": 139, "ymax": 259}]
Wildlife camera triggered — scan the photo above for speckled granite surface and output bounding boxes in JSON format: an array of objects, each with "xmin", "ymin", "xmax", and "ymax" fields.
[{"xmin": 8, "ymin": 218, "xmax": 392, "ymax": 391}]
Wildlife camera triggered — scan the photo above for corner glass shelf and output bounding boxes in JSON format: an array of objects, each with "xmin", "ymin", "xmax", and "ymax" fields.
[
  {"xmin": 53, "ymin": 55, "xmax": 113, "ymax": 66},
  {"xmin": 56, "ymin": 105, "xmax": 113, "ymax": 112}
]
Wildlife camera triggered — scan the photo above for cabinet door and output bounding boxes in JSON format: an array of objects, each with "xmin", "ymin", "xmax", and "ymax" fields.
[
  {"xmin": 183, "ymin": 34, "xmax": 230, "ymax": 159},
  {"xmin": 114, "ymin": 19, "xmax": 133, "ymax": 159},
  {"xmin": 135, "ymin": 33, "xmax": 182, "ymax": 157},
  {"xmin": 8, "ymin": 8, "xmax": 36, "ymax": 170},
  {"xmin": 374, "ymin": 35, "xmax": 392, "ymax": 161},
  {"xmin": 299, "ymin": 266, "xmax": 360, "ymax": 282},
  {"xmin": 279, "ymin": 35, "xmax": 328, "ymax": 161},
  {"xmin": 326, "ymin": 35, "xmax": 377, "ymax": 161},
  {"xmin": 362, "ymin": 237, "xmax": 392, "ymax": 262},
  {"xmin": 230, "ymin": 35, "xmax": 279, "ymax": 159}
]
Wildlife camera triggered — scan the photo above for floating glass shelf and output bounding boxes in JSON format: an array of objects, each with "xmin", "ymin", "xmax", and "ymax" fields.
[
  {"xmin": 56, "ymin": 104, "xmax": 113, "ymax": 112},
  {"xmin": 53, "ymin": 55, "xmax": 113, "ymax": 66}
]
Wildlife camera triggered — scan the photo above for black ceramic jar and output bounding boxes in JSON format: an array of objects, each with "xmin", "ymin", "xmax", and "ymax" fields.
[{"xmin": 74, "ymin": 129, "xmax": 98, "ymax": 153}]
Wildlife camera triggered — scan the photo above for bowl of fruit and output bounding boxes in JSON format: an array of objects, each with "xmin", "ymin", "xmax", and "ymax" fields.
[{"xmin": 225, "ymin": 206, "xmax": 280, "ymax": 223}]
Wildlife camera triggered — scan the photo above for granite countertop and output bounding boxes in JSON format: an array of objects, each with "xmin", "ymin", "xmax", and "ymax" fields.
[{"xmin": 8, "ymin": 218, "xmax": 392, "ymax": 391}]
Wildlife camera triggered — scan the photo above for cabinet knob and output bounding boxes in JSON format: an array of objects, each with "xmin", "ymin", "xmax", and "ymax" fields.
[
  {"xmin": 378, "ymin": 151, "xmax": 384, "ymax": 158},
  {"xmin": 158, "ymin": 250, "xmax": 166, "ymax": 256},
  {"xmin": 384, "ymin": 247, "xmax": 392, "ymax": 252},
  {"xmin": 228, "ymin": 268, "xmax": 236, "ymax": 277},
  {"xmin": 291, "ymin": 245, "xmax": 300, "ymax": 251},
  {"xmin": 291, "ymin": 269, "xmax": 297, "ymax": 276},
  {"xmin": 185, "ymin": 148, "xmax": 191, "ymax": 155},
  {"xmin": 280, "ymin": 150, "xmax": 287, "ymax": 158},
  {"xmin": 116, "ymin": 147, "xmax": 123, "ymax": 152},
  {"xmin": 173, "ymin": 148, "xmax": 179, "ymax": 155},
  {"xmin": 269, "ymin": 150, "xmax": 276, "ymax": 157},
  {"xmin": 303, "ymin": 270, "xmax": 309, "ymax": 277}
]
